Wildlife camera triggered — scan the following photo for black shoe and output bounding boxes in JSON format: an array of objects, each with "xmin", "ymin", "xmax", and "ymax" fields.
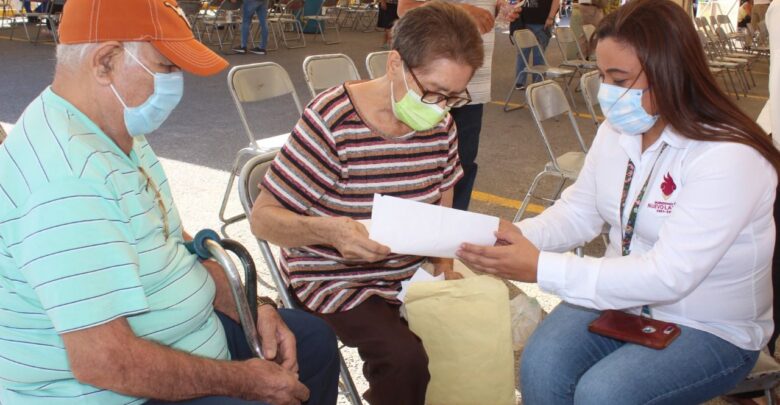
[
  {"xmin": 249, "ymin": 47, "xmax": 267, "ymax": 55},
  {"xmin": 232, "ymin": 46, "xmax": 247, "ymax": 54},
  {"xmin": 515, "ymin": 84, "xmax": 526, "ymax": 91}
]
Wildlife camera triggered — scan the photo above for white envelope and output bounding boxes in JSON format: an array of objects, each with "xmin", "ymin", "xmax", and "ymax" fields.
[{"xmin": 368, "ymin": 194, "xmax": 499, "ymax": 258}]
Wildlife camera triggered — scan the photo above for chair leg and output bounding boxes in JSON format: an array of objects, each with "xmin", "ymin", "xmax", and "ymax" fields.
[
  {"xmin": 338, "ymin": 352, "xmax": 363, "ymax": 405},
  {"xmin": 513, "ymin": 170, "xmax": 548, "ymax": 222},
  {"xmin": 218, "ymin": 157, "xmax": 247, "ymax": 235},
  {"xmin": 503, "ymin": 71, "xmax": 526, "ymax": 112}
]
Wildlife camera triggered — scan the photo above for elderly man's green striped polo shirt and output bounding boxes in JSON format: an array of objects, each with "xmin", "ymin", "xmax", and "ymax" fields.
[{"xmin": 0, "ymin": 87, "xmax": 229, "ymax": 404}]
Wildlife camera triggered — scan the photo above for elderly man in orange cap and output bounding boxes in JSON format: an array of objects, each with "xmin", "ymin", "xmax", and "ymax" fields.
[{"xmin": 0, "ymin": 1, "xmax": 339, "ymax": 404}]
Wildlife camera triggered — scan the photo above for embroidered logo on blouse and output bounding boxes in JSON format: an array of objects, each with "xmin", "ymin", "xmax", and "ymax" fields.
[{"xmin": 660, "ymin": 173, "xmax": 676, "ymax": 200}]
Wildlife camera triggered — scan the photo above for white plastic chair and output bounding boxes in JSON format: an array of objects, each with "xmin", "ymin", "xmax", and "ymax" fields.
[
  {"xmin": 237, "ymin": 153, "xmax": 363, "ymax": 405},
  {"xmin": 219, "ymin": 62, "xmax": 304, "ymax": 235},
  {"xmin": 504, "ymin": 29, "xmax": 576, "ymax": 112},
  {"xmin": 302, "ymin": 53, "xmax": 361, "ymax": 98},
  {"xmin": 513, "ymin": 80, "xmax": 588, "ymax": 223},
  {"xmin": 365, "ymin": 50, "xmax": 389, "ymax": 79}
]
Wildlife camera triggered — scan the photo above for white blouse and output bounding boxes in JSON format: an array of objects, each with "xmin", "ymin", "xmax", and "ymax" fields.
[{"xmin": 518, "ymin": 122, "xmax": 777, "ymax": 350}]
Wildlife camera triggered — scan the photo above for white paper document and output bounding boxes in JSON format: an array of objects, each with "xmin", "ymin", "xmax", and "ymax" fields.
[
  {"xmin": 397, "ymin": 267, "xmax": 446, "ymax": 303},
  {"xmin": 368, "ymin": 194, "xmax": 499, "ymax": 258}
]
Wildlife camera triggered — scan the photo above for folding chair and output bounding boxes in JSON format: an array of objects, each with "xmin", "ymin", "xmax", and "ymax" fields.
[
  {"xmin": 269, "ymin": 0, "xmax": 306, "ymax": 49},
  {"xmin": 504, "ymin": 29, "xmax": 576, "ymax": 112},
  {"xmin": 9, "ymin": 0, "xmax": 53, "ymax": 43},
  {"xmin": 716, "ymin": 14, "xmax": 746, "ymax": 46},
  {"xmin": 301, "ymin": 0, "xmax": 341, "ymax": 44},
  {"xmin": 725, "ymin": 351, "xmax": 780, "ymax": 404},
  {"xmin": 237, "ymin": 154, "xmax": 363, "ymax": 405},
  {"xmin": 697, "ymin": 29, "xmax": 746, "ymax": 99},
  {"xmin": 554, "ymin": 26, "xmax": 597, "ymax": 95},
  {"xmin": 302, "ymin": 53, "xmax": 361, "ymax": 98},
  {"xmin": 202, "ymin": 0, "xmax": 243, "ymax": 52},
  {"xmin": 340, "ymin": 0, "xmax": 377, "ymax": 31},
  {"xmin": 365, "ymin": 50, "xmax": 389, "ymax": 79},
  {"xmin": 513, "ymin": 80, "xmax": 588, "ymax": 223},
  {"xmin": 581, "ymin": 24, "xmax": 597, "ymax": 60},
  {"xmin": 219, "ymin": 62, "xmax": 304, "ymax": 235},
  {"xmin": 178, "ymin": 0, "xmax": 205, "ymax": 41},
  {"xmin": 579, "ymin": 69, "xmax": 601, "ymax": 129}
]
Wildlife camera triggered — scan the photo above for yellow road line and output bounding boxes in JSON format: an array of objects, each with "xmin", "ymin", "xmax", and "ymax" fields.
[{"xmin": 470, "ymin": 190, "xmax": 545, "ymax": 214}]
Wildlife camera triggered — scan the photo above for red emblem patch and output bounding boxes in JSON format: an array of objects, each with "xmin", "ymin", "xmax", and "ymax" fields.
[{"xmin": 660, "ymin": 173, "xmax": 676, "ymax": 199}]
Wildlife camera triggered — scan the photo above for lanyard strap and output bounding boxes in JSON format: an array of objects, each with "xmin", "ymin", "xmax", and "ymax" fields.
[{"xmin": 619, "ymin": 143, "xmax": 669, "ymax": 257}]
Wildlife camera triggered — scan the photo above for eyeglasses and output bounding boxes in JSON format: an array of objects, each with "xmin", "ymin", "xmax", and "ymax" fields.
[
  {"xmin": 138, "ymin": 166, "xmax": 170, "ymax": 241},
  {"xmin": 405, "ymin": 65, "xmax": 472, "ymax": 108}
]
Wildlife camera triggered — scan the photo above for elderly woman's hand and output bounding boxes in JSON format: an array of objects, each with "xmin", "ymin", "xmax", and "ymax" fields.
[
  {"xmin": 460, "ymin": 3, "xmax": 495, "ymax": 34},
  {"xmin": 328, "ymin": 217, "xmax": 391, "ymax": 262},
  {"xmin": 456, "ymin": 224, "xmax": 539, "ymax": 282}
]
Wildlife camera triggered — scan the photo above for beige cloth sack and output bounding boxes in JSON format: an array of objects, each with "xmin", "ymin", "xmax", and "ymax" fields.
[{"xmin": 404, "ymin": 265, "xmax": 515, "ymax": 405}]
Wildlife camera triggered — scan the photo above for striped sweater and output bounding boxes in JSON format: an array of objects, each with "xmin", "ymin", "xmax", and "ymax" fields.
[{"xmin": 262, "ymin": 84, "xmax": 463, "ymax": 313}]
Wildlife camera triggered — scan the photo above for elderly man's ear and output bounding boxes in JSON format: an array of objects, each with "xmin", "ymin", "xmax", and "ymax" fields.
[{"xmin": 91, "ymin": 41, "xmax": 124, "ymax": 86}]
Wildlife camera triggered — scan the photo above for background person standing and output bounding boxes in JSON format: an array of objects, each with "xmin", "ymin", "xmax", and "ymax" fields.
[
  {"xmin": 232, "ymin": 0, "xmax": 269, "ymax": 55},
  {"xmin": 511, "ymin": 0, "xmax": 561, "ymax": 90}
]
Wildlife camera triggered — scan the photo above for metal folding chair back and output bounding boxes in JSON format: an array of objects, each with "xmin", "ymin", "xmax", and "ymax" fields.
[
  {"xmin": 514, "ymin": 80, "xmax": 588, "ymax": 222},
  {"xmin": 302, "ymin": 54, "xmax": 361, "ymax": 97},
  {"xmin": 220, "ymin": 63, "xmax": 303, "ymax": 234},
  {"xmin": 504, "ymin": 29, "xmax": 576, "ymax": 112},
  {"xmin": 237, "ymin": 154, "xmax": 363, "ymax": 405},
  {"xmin": 302, "ymin": 0, "xmax": 342, "ymax": 44},
  {"xmin": 579, "ymin": 70, "xmax": 601, "ymax": 128},
  {"xmin": 366, "ymin": 50, "xmax": 390, "ymax": 79},
  {"xmin": 554, "ymin": 26, "xmax": 584, "ymax": 62},
  {"xmin": 582, "ymin": 24, "xmax": 596, "ymax": 43}
]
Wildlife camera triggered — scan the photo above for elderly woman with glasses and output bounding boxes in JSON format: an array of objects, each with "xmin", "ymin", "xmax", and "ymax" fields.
[{"xmin": 249, "ymin": 2, "xmax": 483, "ymax": 404}]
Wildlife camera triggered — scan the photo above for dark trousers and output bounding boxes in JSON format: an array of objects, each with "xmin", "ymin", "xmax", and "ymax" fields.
[
  {"xmin": 450, "ymin": 103, "xmax": 484, "ymax": 211},
  {"xmin": 319, "ymin": 296, "xmax": 430, "ymax": 405},
  {"xmin": 145, "ymin": 309, "xmax": 340, "ymax": 405}
]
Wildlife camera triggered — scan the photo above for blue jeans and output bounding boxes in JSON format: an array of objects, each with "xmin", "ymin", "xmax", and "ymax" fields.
[
  {"xmin": 515, "ymin": 24, "xmax": 552, "ymax": 87},
  {"xmin": 241, "ymin": 0, "xmax": 269, "ymax": 49},
  {"xmin": 520, "ymin": 303, "xmax": 759, "ymax": 405},
  {"xmin": 450, "ymin": 104, "xmax": 483, "ymax": 211},
  {"xmin": 145, "ymin": 310, "xmax": 340, "ymax": 405}
]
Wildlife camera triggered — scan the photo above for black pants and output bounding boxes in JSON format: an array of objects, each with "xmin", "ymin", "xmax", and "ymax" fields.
[{"xmin": 450, "ymin": 103, "xmax": 484, "ymax": 211}]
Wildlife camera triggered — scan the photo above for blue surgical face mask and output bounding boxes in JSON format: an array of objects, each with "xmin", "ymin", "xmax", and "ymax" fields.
[
  {"xmin": 597, "ymin": 82, "xmax": 658, "ymax": 136},
  {"xmin": 110, "ymin": 49, "xmax": 184, "ymax": 137}
]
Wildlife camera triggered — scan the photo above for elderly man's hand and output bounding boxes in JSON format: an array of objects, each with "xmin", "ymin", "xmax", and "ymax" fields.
[
  {"xmin": 456, "ymin": 225, "xmax": 539, "ymax": 282},
  {"xmin": 243, "ymin": 358, "xmax": 310, "ymax": 405},
  {"xmin": 328, "ymin": 217, "xmax": 391, "ymax": 262},
  {"xmin": 461, "ymin": 3, "xmax": 495, "ymax": 34},
  {"xmin": 256, "ymin": 305, "xmax": 299, "ymax": 373}
]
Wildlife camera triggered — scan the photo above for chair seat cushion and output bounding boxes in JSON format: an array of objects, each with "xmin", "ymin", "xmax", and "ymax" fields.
[{"xmin": 546, "ymin": 151, "xmax": 585, "ymax": 177}]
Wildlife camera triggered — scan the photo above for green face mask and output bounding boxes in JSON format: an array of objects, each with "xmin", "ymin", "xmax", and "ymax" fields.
[{"xmin": 391, "ymin": 65, "xmax": 449, "ymax": 132}]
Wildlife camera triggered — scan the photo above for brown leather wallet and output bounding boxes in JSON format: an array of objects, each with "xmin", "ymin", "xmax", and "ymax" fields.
[{"xmin": 588, "ymin": 310, "xmax": 681, "ymax": 350}]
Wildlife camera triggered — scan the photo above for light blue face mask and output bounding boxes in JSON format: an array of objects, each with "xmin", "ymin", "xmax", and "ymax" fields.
[
  {"xmin": 110, "ymin": 49, "xmax": 184, "ymax": 137},
  {"xmin": 597, "ymin": 82, "xmax": 659, "ymax": 136}
]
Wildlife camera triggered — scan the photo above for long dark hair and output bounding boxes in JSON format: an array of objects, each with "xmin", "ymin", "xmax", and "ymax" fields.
[{"xmin": 595, "ymin": 0, "xmax": 780, "ymax": 173}]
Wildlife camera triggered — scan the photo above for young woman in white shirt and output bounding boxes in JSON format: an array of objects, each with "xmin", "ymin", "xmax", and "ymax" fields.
[{"xmin": 457, "ymin": 0, "xmax": 780, "ymax": 403}]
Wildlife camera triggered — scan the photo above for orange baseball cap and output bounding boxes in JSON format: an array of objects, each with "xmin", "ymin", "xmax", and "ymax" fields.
[{"xmin": 58, "ymin": 0, "xmax": 229, "ymax": 76}]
